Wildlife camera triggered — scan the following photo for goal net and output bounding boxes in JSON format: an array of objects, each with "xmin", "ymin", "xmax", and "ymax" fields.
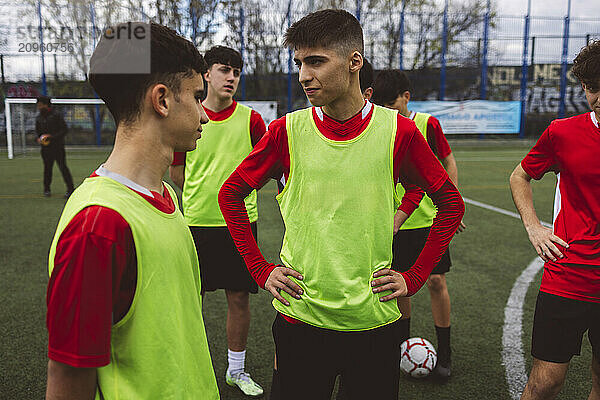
[
  {"xmin": 3, "ymin": 98, "xmax": 113, "ymax": 159},
  {"xmin": 3, "ymin": 99, "xmax": 278, "ymax": 159}
]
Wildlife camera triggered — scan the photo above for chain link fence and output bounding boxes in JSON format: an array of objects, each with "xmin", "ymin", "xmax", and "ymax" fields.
[{"xmin": 1, "ymin": 0, "xmax": 599, "ymax": 146}]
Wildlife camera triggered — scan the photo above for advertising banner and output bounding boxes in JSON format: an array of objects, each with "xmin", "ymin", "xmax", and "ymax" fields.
[{"xmin": 409, "ymin": 100, "xmax": 521, "ymax": 134}]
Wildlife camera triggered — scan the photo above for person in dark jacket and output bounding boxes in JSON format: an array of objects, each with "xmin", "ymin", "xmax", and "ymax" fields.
[{"xmin": 36, "ymin": 96, "xmax": 74, "ymax": 197}]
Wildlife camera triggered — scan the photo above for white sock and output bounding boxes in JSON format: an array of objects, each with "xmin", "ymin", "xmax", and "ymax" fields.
[{"xmin": 227, "ymin": 349, "xmax": 246, "ymax": 376}]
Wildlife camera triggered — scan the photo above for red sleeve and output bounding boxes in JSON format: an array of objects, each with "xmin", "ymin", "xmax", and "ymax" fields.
[
  {"xmin": 397, "ymin": 115, "xmax": 449, "ymax": 216},
  {"xmin": 46, "ymin": 206, "xmax": 135, "ymax": 368},
  {"xmin": 250, "ymin": 110, "xmax": 267, "ymax": 147},
  {"xmin": 394, "ymin": 115, "xmax": 447, "ymax": 193},
  {"xmin": 219, "ymin": 172, "xmax": 278, "ymax": 288},
  {"xmin": 521, "ymin": 125, "xmax": 558, "ymax": 180},
  {"xmin": 401, "ymin": 179, "xmax": 464, "ymax": 295},
  {"xmin": 426, "ymin": 116, "xmax": 452, "ymax": 160},
  {"xmin": 235, "ymin": 115, "xmax": 290, "ymax": 189},
  {"xmin": 397, "ymin": 183, "xmax": 424, "ymax": 215},
  {"xmin": 392, "ymin": 115, "xmax": 464, "ymax": 295},
  {"xmin": 172, "ymin": 151, "xmax": 186, "ymax": 166}
]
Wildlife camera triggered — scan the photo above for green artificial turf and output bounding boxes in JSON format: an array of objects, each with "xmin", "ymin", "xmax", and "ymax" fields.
[{"xmin": 0, "ymin": 147, "xmax": 593, "ymax": 399}]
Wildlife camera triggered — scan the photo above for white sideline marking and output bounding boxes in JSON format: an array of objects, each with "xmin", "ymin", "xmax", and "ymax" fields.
[
  {"xmin": 463, "ymin": 196, "xmax": 551, "ymax": 399},
  {"xmin": 502, "ymin": 257, "xmax": 544, "ymax": 399},
  {"xmin": 463, "ymin": 197, "xmax": 552, "ymax": 228}
]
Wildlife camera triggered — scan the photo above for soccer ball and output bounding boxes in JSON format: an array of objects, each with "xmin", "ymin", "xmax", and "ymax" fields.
[
  {"xmin": 39, "ymin": 134, "xmax": 51, "ymax": 146},
  {"xmin": 400, "ymin": 337, "xmax": 437, "ymax": 378}
]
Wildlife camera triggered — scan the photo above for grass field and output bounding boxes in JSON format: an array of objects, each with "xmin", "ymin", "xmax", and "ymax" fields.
[{"xmin": 0, "ymin": 145, "xmax": 594, "ymax": 399}]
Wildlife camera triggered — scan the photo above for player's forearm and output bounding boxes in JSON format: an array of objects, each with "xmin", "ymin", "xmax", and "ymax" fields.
[
  {"xmin": 397, "ymin": 183, "xmax": 424, "ymax": 215},
  {"xmin": 219, "ymin": 171, "xmax": 276, "ymax": 288},
  {"xmin": 401, "ymin": 179, "xmax": 464, "ymax": 295},
  {"xmin": 46, "ymin": 360, "xmax": 96, "ymax": 400},
  {"xmin": 441, "ymin": 154, "xmax": 458, "ymax": 188},
  {"xmin": 510, "ymin": 164, "xmax": 540, "ymax": 229}
]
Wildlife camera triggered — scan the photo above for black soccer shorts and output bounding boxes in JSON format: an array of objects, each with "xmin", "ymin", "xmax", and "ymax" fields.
[
  {"xmin": 189, "ymin": 222, "xmax": 259, "ymax": 293},
  {"xmin": 531, "ymin": 291, "xmax": 600, "ymax": 363},
  {"xmin": 391, "ymin": 227, "xmax": 451, "ymax": 275}
]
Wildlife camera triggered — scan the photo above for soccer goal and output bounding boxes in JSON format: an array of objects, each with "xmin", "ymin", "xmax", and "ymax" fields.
[{"xmin": 4, "ymin": 98, "xmax": 109, "ymax": 159}]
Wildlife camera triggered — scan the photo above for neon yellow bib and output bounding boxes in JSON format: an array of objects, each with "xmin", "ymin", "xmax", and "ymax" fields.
[
  {"xmin": 274, "ymin": 105, "xmax": 402, "ymax": 331},
  {"xmin": 183, "ymin": 103, "xmax": 258, "ymax": 226},
  {"xmin": 397, "ymin": 112, "xmax": 438, "ymax": 229},
  {"xmin": 48, "ymin": 177, "xmax": 219, "ymax": 400}
]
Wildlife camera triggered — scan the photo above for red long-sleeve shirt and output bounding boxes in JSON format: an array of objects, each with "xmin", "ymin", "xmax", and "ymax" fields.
[
  {"xmin": 46, "ymin": 171, "xmax": 175, "ymax": 367},
  {"xmin": 218, "ymin": 102, "xmax": 464, "ymax": 296}
]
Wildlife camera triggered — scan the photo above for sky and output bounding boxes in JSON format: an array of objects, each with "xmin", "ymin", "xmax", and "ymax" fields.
[
  {"xmin": 461, "ymin": 0, "xmax": 596, "ymax": 18},
  {"xmin": 0, "ymin": 0, "xmax": 597, "ymax": 81}
]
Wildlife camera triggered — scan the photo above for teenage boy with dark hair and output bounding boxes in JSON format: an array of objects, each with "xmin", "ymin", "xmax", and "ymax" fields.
[
  {"xmin": 510, "ymin": 40, "xmax": 600, "ymax": 400},
  {"xmin": 371, "ymin": 68, "xmax": 466, "ymax": 379},
  {"xmin": 36, "ymin": 95, "xmax": 75, "ymax": 198},
  {"xmin": 169, "ymin": 45, "xmax": 266, "ymax": 397},
  {"xmin": 219, "ymin": 9, "xmax": 464, "ymax": 399},
  {"xmin": 46, "ymin": 22, "xmax": 219, "ymax": 399},
  {"xmin": 359, "ymin": 57, "xmax": 374, "ymax": 100}
]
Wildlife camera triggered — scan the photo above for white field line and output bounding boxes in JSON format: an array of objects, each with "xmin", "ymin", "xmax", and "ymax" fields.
[
  {"xmin": 502, "ymin": 257, "xmax": 544, "ymax": 400},
  {"xmin": 463, "ymin": 197, "xmax": 552, "ymax": 228},
  {"xmin": 463, "ymin": 196, "xmax": 550, "ymax": 399}
]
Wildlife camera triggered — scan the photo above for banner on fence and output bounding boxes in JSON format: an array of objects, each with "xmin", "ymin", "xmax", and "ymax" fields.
[{"xmin": 409, "ymin": 100, "xmax": 521, "ymax": 134}]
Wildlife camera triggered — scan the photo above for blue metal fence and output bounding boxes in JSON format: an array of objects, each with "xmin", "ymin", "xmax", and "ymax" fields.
[{"xmin": 1, "ymin": 0, "xmax": 600, "ymax": 136}]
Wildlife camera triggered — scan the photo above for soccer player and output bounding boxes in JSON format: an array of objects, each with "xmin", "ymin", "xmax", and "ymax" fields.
[
  {"xmin": 35, "ymin": 96, "xmax": 75, "ymax": 198},
  {"xmin": 218, "ymin": 9, "xmax": 464, "ymax": 399},
  {"xmin": 169, "ymin": 45, "xmax": 265, "ymax": 397},
  {"xmin": 510, "ymin": 40, "xmax": 600, "ymax": 400},
  {"xmin": 45, "ymin": 22, "xmax": 219, "ymax": 399},
  {"xmin": 371, "ymin": 69, "xmax": 466, "ymax": 379}
]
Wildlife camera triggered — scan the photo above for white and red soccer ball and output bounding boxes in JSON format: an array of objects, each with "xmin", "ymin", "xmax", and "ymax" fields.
[{"xmin": 400, "ymin": 337, "xmax": 437, "ymax": 378}]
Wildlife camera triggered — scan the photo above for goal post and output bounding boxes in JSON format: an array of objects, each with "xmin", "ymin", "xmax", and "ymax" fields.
[
  {"xmin": 4, "ymin": 98, "xmax": 106, "ymax": 159},
  {"xmin": 4, "ymin": 99, "xmax": 279, "ymax": 159}
]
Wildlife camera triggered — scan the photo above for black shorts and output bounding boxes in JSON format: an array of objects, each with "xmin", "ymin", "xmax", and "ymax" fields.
[
  {"xmin": 531, "ymin": 291, "xmax": 600, "ymax": 363},
  {"xmin": 272, "ymin": 314, "xmax": 401, "ymax": 400},
  {"xmin": 392, "ymin": 227, "xmax": 451, "ymax": 274},
  {"xmin": 189, "ymin": 223, "xmax": 259, "ymax": 293}
]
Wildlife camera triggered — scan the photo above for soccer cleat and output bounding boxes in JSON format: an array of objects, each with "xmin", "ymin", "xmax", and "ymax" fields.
[
  {"xmin": 43, "ymin": 191, "xmax": 51, "ymax": 197},
  {"xmin": 64, "ymin": 191, "xmax": 73, "ymax": 199},
  {"xmin": 225, "ymin": 371, "xmax": 264, "ymax": 397},
  {"xmin": 433, "ymin": 360, "xmax": 451, "ymax": 381}
]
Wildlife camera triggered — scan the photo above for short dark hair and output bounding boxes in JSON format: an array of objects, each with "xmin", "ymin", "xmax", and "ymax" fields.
[
  {"xmin": 37, "ymin": 96, "xmax": 51, "ymax": 106},
  {"xmin": 371, "ymin": 69, "xmax": 411, "ymax": 106},
  {"xmin": 359, "ymin": 58, "xmax": 373, "ymax": 93},
  {"xmin": 572, "ymin": 40, "xmax": 600, "ymax": 92},
  {"xmin": 89, "ymin": 22, "xmax": 207, "ymax": 126},
  {"xmin": 204, "ymin": 46, "xmax": 243, "ymax": 70},
  {"xmin": 284, "ymin": 9, "xmax": 364, "ymax": 56}
]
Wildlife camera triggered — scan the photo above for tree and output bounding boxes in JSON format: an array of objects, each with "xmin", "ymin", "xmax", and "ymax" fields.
[
  {"xmin": 22, "ymin": 0, "xmax": 141, "ymax": 140},
  {"xmin": 154, "ymin": 0, "xmax": 222, "ymax": 48}
]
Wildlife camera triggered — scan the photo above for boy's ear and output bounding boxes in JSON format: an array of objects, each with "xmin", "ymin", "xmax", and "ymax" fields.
[
  {"xmin": 149, "ymin": 83, "xmax": 170, "ymax": 118},
  {"xmin": 363, "ymin": 87, "xmax": 373, "ymax": 100},
  {"xmin": 350, "ymin": 51, "xmax": 363, "ymax": 73},
  {"xmin": 403, "ymin": 90, "xmax": 411, "ymax": 102}
]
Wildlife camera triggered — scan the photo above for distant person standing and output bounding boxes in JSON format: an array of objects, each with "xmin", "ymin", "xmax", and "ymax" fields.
[
  {"xmin": 169, "ymin": 45, "xmax": 266, "ymax": 398},
  {"xmin": 372, "ymin": 69, "xmax": 466, "ymax": 379},
  {"xmin": 36, "ymin": 96, "xmax": 74, "ymax": 198}
]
